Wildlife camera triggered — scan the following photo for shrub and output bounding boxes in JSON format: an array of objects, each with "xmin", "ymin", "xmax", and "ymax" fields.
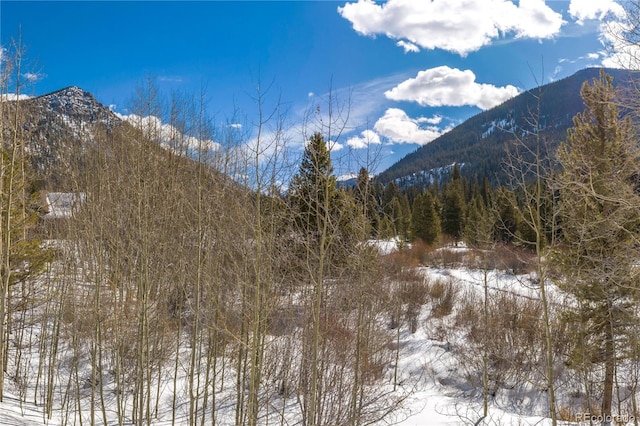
[
  {"xmin": 425, "ymin": 248, "xmax": 465, "ymax": 268},
  {"xmin": 490, "ymin": 244, "xmax": 535, "ymax": 275},
  {"xmin": 429, "ymin": 278, "xmax": 458, "ymax": 318}
]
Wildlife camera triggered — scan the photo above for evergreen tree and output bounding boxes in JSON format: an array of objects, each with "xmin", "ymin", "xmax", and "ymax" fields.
[
  {"xmin": 288, "ymin": 132, "xmax": 338, "ymax": 239},
  {"xmin": 450, "ymin": 162, "xmax": 462, "ymax": 181},
  {"xmin": 463, "ymin": 195, "xmax": 491, "ymax": 248},
  {"xmin": 381, "ymin": 183, "xmax": 411, "ymax": 241},
  {"xmin": 441, "ymin": 179, "xmax": 465, "ymax": 243},
  {"xmin": 493, "ymin": 187, "xmax": 519, "ymax": 243},
  {"xmin": 480, "ymin": 176, "xmax": 492, "ymax": 206},
  {"xmin": 410, "ymin": 191, "xmax": 441, "ymax": 245},
  {"xmin": 287, "ymin": 132, "xmax": 363, "ymax": 268},
  {"xmin": 354, "ymin": 167, "xmax": 379, "ymax": 237},
  {"xmin": 554, "ymin": 71, "xmax": 640, "ymax": 418},
  {"xmin": 381, "ymin": 182, "xmax": 399, "ymax": 217},
  {"xmin": 396, "ymin": 193, "xmax": 411, "ymax": 241}
]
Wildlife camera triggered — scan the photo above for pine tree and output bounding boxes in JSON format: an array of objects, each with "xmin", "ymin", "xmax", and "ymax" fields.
[
  {"xmin": 463, "ymin": 195, "xmax": 491, "ymax": 248},
  {"xmin": 288, "ymin": 132, "xmax": 357, "ymax": 425},
  {"xmin": 381, "ymin": 182, "xmax": 399, "ymax": 217},
  {"xmin": 288, "ymin": 132, "xmax": 338, "ymax": 240},
  {"xmin": 554, "ymin": 71, "xmax": 640, "ymax": 418},
  {"xmin": 354, "ymin": 167, "xmax": 379, "ymax": 237},
  {"xmin": 441, "ymin": 172, "xmax": 465, "ymax": 243},
  {"xmin": 410, "ymin": 191, "xmax": 441, "ymax": 245},
  {"xmin": 493, "ymin": 187, "xmax": 519, "ymax": 243},
  {"xmin": 397, "ymin": 193, "xmax": 411, "ymax": 241}
]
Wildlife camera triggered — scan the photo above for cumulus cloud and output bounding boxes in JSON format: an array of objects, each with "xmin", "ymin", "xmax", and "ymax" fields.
[
  {"xmin": 23, "ymin": 72, "xmax": 41, "ymax": 83},
  {"xmin": 116, "ymin": 113, "xmax": 221, "ymax": 152},
  {"xmin": 396, "ymin": 40, "xmax": 420, "ymax": 53},
  {"xmin": 346, "ymin": 129, "xmax": 382, "ymax": 149},
  {"xmin": 373, "ymin": 108, "xmax": 444, "ymax": 145},
  {"xmin": 417, "ymin": 115, "xmax": 443, "ymax": 125},
  {"xmin": 0, "ymin": 93, "xmax": 32, "ymax": 102},
  {"xmin": 565, "ymin": 0, "xmax": 639, "ymax": 69},
  {"xmin": 338, "ymin": 0, "xmax": 564, "ymax": 56},
  {"xmin": 385, "ymin": 66, "xmax": 520, "ymax": 110},
  {"xmin": 569, "ymin": 0, "xmax": 624, "ymax": 25},
  {"xmin": 328, "ymin": 139, "xmax": 345, "ymax": 152},
  {"xmin": 600, "ymin": 19, "xmax": 640, "ymax": 69}
]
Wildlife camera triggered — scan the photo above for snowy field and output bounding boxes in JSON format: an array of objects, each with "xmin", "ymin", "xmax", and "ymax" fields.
[{"xmin": 0, "ymin": 243, "xmax": 615, "ymax": 425}]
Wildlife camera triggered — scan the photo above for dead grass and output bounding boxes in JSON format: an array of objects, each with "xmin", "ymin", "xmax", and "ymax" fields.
[
  {"xmin": 427, "ymin": 278, "xmax": 458, "ymax": 318},
  {"xmin": 425, "ymin": 248, "xmax": 465, "ymax": 269}
]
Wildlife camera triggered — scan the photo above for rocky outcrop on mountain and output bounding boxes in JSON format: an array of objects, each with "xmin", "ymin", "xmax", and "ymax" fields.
[{"xmin": 3, "ymin": 86, "xmax": 123, "ymax": 189}]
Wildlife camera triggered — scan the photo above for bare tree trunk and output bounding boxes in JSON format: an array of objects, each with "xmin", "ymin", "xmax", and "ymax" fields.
[{"xmin": 602, "ymin": 314, "xmax": 615, "ymax": 419}]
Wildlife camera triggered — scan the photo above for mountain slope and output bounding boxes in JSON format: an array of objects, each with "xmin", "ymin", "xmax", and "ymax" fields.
[
  {"xmin": 377, "ymin": 67, "xmax": 639, "ymax": 187},
  {"xmin": 3, "ymin": 86, "xmax": 123, "ymax": 189}
]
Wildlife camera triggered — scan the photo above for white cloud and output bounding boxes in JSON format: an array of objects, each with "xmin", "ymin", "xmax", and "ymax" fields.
[
  {"xmin": 385, "ymin": 66, "xmax": 520, "ymax": 110},
  {"xmin": 417, "ymin": 115, "xmax": 443, "ymax": 125},
  {"xmin": 116, "ymin": 113, "xmax": 221, "ymax": 152},
  {"xmin": 346, "ymin": 129, "xmax": 382, "ymax": 149},
  {"xmin": 396, "ymin": 40, "xmax": 420, "ymax": 53},
  {"xmin": 569, "ymin": 0, "xmax": 624, "ymax": 25},
  {"xmin": 373, "ymin": 108, "xmax": 444, "ymax": 145},
  {"xmin": 328, "ymin": 139, "xmax": 345, "ymax": 152},
  {"xmin": 157, "ymin": 75, "xmax": 183, "ymax": 83},
  {"xmin": 0, "ymin": 93, "xmax": 32, "ymax": 102},
  {"xmin": 338, "ymin": 0, "xmax": 564, "ymax": 56},
  {"xmin": 23, "ymin": 72, "xmax": 40, "ymax": 83},
  {"xmin": 567, "ymin": 0, "xmax": 640, "ymax": 69},
  {"xmin": 228, "ymin": 123, "xmax": 243, "ymax": 129},
  {"xmin": 600, "ymin": 19, "xmax": 640, "ymax": 69}
]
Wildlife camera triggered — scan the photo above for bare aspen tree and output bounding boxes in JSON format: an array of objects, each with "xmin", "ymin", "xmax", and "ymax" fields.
[
  {"xmin": 242, "ymin": 78, "xmax": 289, "ymax": 426},
  {"xmin": 0, "ymin": 34, "xmax": 50, "ymax": 403},
  {"xmin": 462, "ymin": 195, "xmax": 494, "ymax": 421},
  {"xmin": 502, "ymin": 75, "xmax": 560, "ymax": 425},
  {"xmin": 606, "ymin": 4, "xmax": 640, "ymax": 420}
]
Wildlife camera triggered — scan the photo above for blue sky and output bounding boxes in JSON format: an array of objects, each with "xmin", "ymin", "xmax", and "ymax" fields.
[{"xmin": 0, "ymin": 0, "xmax": 634, "ymax": 176}]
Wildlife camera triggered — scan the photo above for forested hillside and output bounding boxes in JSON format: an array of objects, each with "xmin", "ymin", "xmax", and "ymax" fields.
[{"xmin": 377, "ymin": 67, "xmax": 639, "ymax": 187}]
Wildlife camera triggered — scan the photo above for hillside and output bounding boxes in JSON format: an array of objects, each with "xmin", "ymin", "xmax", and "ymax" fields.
[
  {"xmin": 2, "ymin": 86, "xmax": 123, "ymax": 190},
  {"xmin": 377, "ymin": 67, "xmax": 639, "ymax": 187}
]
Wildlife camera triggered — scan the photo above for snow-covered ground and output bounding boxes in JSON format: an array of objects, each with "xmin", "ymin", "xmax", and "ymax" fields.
[{"xmin": 0, "ymin": 244, "xmax": 616, "ymax": 425}]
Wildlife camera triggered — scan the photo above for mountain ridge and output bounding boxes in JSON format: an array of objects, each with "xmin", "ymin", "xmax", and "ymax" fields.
[
  {"xmin": 7, "ymin": 68, "xmax": 639, "ymax": 192},
  {"xmin": 3, "ymin": 86, "xmax": 125, "ymax": 189},
  {"xmin": 377, "ymin": 67, "xmax": 639, "ymax": 187}
]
